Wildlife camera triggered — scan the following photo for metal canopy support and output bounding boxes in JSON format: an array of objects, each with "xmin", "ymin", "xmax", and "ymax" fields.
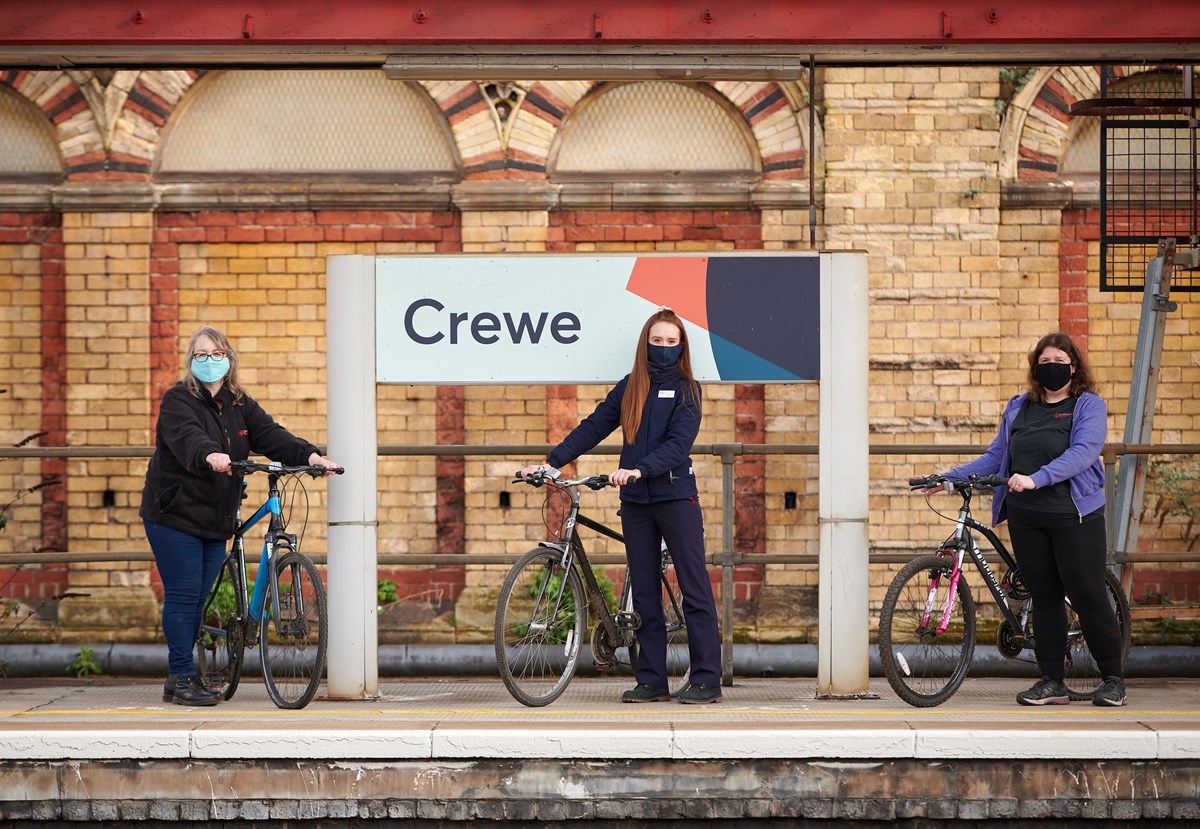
[
  {"xmin": 1112, "ymin": 241, "xmax": 1178, "ymax": 597},
  {"xmin": 2, "ymin": 0, "xmax": 1200, "ymax": 69}
]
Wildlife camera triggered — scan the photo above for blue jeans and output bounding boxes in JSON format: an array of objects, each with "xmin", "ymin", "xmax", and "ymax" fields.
[{"xmin": 144, "ymin": 520, "xmax": 227, "ymax": 678}]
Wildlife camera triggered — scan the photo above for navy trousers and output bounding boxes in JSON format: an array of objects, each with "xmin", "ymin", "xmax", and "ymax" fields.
[
  {"xmin": 144, "ymin": 520, "xmax": 227, "ymax": 678},
  {"xmin": 620, "ymin": 498, "xmax": 721, "ymax": 688}
]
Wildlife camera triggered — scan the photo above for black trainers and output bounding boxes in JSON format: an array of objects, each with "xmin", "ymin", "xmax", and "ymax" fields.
[
  {"xmin": 1093, "ymin": 676, "xmax": 1128, "ymax": 707},
  {"xmin": 171, "ymin": 675, "xmax": 220, "ymax": 707},
  {"xmin": 678, "ymin": 683, "xmax": 723, "ymax": 704},
  {"xmin": 1016, "ymin": 676, "xmax": 1070, "ymax": 706},
  {"xmin": 621, "ymin": 683, "xmax": 670, "ymax": 703}
]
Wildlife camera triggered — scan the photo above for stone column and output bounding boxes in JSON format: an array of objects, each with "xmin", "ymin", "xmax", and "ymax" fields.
[
  {"xmin": 54, "ymin": 184, "xmax": 162, "ymax": 642},
  {"xmin": 448, "ymin": 180, "xmax": 560, "ymax": 642}
]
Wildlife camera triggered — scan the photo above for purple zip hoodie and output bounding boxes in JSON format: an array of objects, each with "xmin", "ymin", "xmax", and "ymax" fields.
[{"xmin": 944, "ymin": 390, "xmax": 1108, "ymax": 527}]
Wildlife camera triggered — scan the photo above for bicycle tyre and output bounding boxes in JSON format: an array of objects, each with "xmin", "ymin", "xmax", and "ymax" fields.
[
  {"xmin": 494, "ymin": 546, "xmax": 587, "ymax": 707},
  {"xmin": 195, "ymin": 556, "xmax": 245, "ymax": 701},
  {"xmin": 260, "ymin": 549, "xmax": 328, "ymax": 709},
  {"xmin": 879, "ymin": 554, "xmax": 977, "ymax": 707},
  {"xmin": 660, "ymin": 562, "xmax": 691, "ymax": 696},
  {"xmin": 1063, "ymin": 569, "xmax": 1132, "ymax": 700}
]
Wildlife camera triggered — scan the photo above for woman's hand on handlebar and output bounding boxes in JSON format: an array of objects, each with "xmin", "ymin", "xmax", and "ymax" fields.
[
  {"xmin": 308, "ymin": 452, "xmax": 341, "ymax": 477},
  {"xmin": 517, "ymin": 464, "xmax": 547, "ymax": 479},
  {"xmin": 1007, "ymin": 473, "xmax": 1036, "ymax": 493},
  {"xmin": 207, "ymin": 452, "xmax": 234, "ymax": 476},
  {"xmin": 609, "ymin": 467, "xmax": 643, "ymax": 486}
]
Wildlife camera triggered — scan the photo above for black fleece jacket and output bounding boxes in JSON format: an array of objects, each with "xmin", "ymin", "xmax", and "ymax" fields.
[{"xmin": 139, "ymin": 383, "xmax": 319, "ymax": 540}]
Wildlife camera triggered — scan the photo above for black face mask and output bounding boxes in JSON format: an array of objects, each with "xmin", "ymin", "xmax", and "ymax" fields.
[
  {"xmin": 1035, "ymin": 362, "xmax": 1073, "ymax": 393},
  {"xmin": 647, "ymin": 344, "xmax": 682, "ymax": 368}
]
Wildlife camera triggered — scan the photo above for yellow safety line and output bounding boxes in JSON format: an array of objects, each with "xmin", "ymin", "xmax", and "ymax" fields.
[{"xmin": 1, "ymin": 708, "xmax": 1195, "ymax": 718}]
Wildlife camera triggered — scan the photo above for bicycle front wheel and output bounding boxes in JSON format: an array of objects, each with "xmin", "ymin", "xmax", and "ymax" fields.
[
  {"xmin": 879, "ymin": 554, "xmax": 977, "ymax": 707},
  {"xmin": 260, "ymin": 550, "xmax": 328, "ymax": 709},
  {"xmin": 494, "ymin": 547, "xmax": 587, "ymax": 707},
  {"xmin": 1063, "ymin": 569, "xmax": 1132, "ymax": 700},
  {"xmin": 195, "ymin": 556, "xmax": 245, "ymax": 701}
]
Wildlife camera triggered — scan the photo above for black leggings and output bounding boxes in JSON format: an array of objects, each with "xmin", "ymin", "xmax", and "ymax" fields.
[{"xmin": 1008, "ymin": 512, "xmax": 1124, "ymax": 681}]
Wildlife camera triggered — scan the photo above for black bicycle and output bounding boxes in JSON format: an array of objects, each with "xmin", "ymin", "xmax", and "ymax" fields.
[
  {"xmin": 878, "ymin": 473, "xmax": 1132, "ymax": 707},
  {"xmin": 195, "ymin": 460, "xmax": 343, "ymax": 709},
  {"xmin": 494, "ymin": 469, "xmax": 690, "ymax": 707}
]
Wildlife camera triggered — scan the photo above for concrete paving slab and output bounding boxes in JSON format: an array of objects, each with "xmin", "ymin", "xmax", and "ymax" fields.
[{"xmin": 0, "ymin": 675, "xmax": 1196, "ymax": 762}]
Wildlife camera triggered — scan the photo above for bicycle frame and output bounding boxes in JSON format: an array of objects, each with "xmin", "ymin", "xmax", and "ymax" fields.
[
  {"xmin": 535, "ymin": 481, "xmax": 626, "ymax": 646},
  {"xmin": 232, "ymin": 471, "xmax": 300, "ymax": 636},
  {"xmin": 930, "ymin": 492, "xmax": 1027, "ymax": 642}
]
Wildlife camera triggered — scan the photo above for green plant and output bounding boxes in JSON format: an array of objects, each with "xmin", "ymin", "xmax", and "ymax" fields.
[
  {"xmin": 67, "ymin": 645, "xmax": 102, "ymax": 678},
  {"xmin": 992, "ymin": 66, "xmax": 1039, "ymax": 122},
  {"xmin": 1147, "ymin": 458, "xmax": 1200, "ymax": 551},
  {"xmin": 522, "ymin": 565, "xmax": 616, "ymax": 645},
  {"xmin": 377, "ymin": 577, "xmax": 398, "ymax": 606}
]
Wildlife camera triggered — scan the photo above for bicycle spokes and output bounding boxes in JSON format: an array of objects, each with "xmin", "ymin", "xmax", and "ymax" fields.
[{"xmin": 494, "ymin": 548, "xmax": 586, "ymax": 707}]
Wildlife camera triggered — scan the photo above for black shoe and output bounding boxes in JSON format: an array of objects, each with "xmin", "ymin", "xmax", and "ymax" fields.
[
  {"xmin": 621, "ymin": 683, "xmax": 670, "ymax": 703},
  {"xmin": 1093, "ymin": 676, "xmax": 1128, "ymax": 707},
  {"xmin": 171, "ymin": 675, "xmax": 220, "ymax": 707},
  {"xmin": 163, "ymin": 675, "xmax": 221, "ymax": 703},
  {"xmin": 1016, "ymin": 676, "xmax": 1069, "ymax": 706},
  {"xmin": 678, "ymin": 683, "xmax": 723, "ymax": 704}
]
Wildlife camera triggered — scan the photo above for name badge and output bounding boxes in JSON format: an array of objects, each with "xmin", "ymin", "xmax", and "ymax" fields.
[{"xmin": 658, "ymin": 389, "xmax": 675, "ymax": 398}]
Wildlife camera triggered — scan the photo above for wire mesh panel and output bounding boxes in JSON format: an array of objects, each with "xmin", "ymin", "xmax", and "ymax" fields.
[{"xmin": 1098, "ymin": 68, "xmax": 1199, "ymax": 292}]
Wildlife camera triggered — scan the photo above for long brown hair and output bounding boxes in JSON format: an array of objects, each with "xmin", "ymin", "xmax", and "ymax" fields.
[
  {"xmin": 620, "ymin": 310, "xmax": 699, "ymax": 444},
  {"xmin": 182, "ymin": 325, "xmax": 245, "ymax": 404},
  {"xmin": 1026, "ymin": 331, "xmax": 1097, "ymax": 403}
]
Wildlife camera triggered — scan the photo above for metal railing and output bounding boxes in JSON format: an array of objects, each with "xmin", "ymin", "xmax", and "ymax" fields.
[{"xmin": 5, "ymin": 442, "xmax": 1199, "ymax": 668}]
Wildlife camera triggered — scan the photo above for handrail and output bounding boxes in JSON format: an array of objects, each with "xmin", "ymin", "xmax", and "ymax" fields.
[{"xmin": 2, "ymin": 441, "xmax": 1196, "ymax": 571}]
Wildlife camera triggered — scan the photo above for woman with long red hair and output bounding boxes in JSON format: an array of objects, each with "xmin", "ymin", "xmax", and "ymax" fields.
[{"xmin": 520, "ymin": 308, "xmax": 722, "ymax": 703}]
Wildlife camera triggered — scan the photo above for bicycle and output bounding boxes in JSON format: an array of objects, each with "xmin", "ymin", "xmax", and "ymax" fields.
[
  {"xmin": 195, "ymin": 460, "xmax": 343, "ymax": 709},
  {"xmin": 878, "ymin": 473, "xmax": 1132, "ymax": 708},
  {"xmin": 493, "ymin": 469, "xmax": 690, "ymax": 707}
]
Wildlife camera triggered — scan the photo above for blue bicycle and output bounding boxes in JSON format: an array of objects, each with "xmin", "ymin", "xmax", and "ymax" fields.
[{"xmin": 196, "ymin": 460, "xmax": 343, "ymax": 709}]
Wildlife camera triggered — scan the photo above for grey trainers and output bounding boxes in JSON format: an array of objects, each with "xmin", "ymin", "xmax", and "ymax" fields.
[
  {"xmin": 1016, "ymin": 676, "xmax": 1070, "ymax": 706},
  {"xmin": 1093, "ymin": 676, "xmax": 1128, "ymax": 707},
  {"xmin": 621, "ymin": 683, "xmax": 670, "ymax": 703},
  {"xmin": 678, "ymin": 683, "xmax": 723, "ymax": 704}
]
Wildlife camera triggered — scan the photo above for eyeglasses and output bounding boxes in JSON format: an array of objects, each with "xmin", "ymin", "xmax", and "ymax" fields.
[{"xmin": 193, "ymin": 351, "xmax": 228, "ymax": 362}]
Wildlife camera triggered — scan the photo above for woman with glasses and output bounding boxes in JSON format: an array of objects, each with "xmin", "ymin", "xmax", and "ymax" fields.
[{"xmin": 140, "ymin": 326, "xmax": 338, "ymax": 706}]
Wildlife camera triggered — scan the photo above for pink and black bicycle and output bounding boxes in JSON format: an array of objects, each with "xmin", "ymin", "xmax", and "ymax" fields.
[{"xmin": 878, "ymin": 473, "xmax": 1131, "ymax": 707}]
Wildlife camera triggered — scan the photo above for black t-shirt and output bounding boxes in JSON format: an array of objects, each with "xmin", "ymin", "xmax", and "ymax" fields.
[{"xmin": 1007, "ymin": 396, "xmax": 1078, "ymax": 514}]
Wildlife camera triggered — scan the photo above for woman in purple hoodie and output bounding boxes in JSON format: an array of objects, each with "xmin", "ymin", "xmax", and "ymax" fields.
[{"xmin": 940, "ymin": 332, "xmax": 1126, "ymax": 707}]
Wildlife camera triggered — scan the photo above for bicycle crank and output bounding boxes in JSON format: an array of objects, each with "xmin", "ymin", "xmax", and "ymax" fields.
[{"xmin": 590, "ymin": 621, "xmax": 619, "ymax": 672}]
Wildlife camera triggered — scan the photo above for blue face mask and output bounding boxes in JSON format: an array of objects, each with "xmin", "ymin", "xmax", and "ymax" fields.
[
  {"xmin": 191, "ymin": 356, "xmax": 230, "ymax": 385},
  {"xmin": 647, "ymin": 344, "xmax": 682, "ymax": 368}
]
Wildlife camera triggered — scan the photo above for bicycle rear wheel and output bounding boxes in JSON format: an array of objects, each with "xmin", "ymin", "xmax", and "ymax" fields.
[
  {"xmin": 195, "ymin": 556, "xmax": 245, "ymax": 701},
  {"xmin": 661, "ymin": 560, "xmax": 691, "ymax": 696},
  {"xmin": 878, "ymin": 554, "xmax": 977, "ymax": 707},
  {"xmin": 494, "ymin": 547, "xmax": 587, "ymax": 707},
  {"xmin": 1063, "ymin": 569, "xmax": 1132, "ymax": 700},
  {"xmin": 260, "ymin": 549, "xmax": 328, "ymax": 709}
]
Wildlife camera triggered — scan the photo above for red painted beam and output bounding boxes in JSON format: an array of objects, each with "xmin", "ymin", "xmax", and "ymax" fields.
[{"xmin": 3, "ymin": 0, "xmax": 1199, "ymax": 47}]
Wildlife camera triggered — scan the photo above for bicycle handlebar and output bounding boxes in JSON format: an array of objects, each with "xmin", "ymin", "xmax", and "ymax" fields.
[
  {"xmin": 230, "ymin": 460, "xmax": 346, "ymax": 478},
  {"xmin": 512, "ymin": 468, "xmax": 613, "ymax": 491},
  {"xmin": 908, "ymin": 473, "xmax": 1007, "ymax": 493}
]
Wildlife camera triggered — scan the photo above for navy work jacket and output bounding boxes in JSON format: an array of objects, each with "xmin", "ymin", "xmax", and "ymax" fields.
[{"xmin": 547, "ymin": 373, "xmax": 701, "ymax": 504}]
